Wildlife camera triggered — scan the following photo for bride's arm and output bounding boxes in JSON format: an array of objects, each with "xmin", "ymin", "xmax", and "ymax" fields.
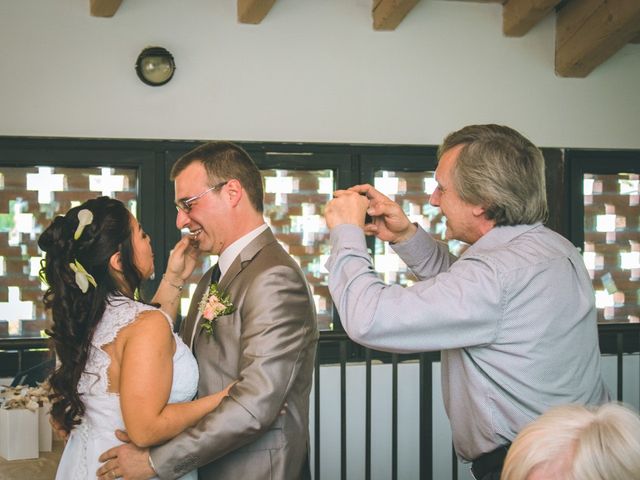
[
  {"xmin": 151, "ymin": 236, "xmax": 200, "ymax": 321},
  {"xmin": 151, "ymin": 274, "xmax": 184, "ymax": 321},
  {"xmin": 118, "ymin": 310, "xmax": 231, "ymax": 448}
]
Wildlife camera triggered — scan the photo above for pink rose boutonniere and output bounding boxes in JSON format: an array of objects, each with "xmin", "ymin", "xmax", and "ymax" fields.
[{"xmin": 198, "ymin": 283, "xmax": 235, "ymax": 337}]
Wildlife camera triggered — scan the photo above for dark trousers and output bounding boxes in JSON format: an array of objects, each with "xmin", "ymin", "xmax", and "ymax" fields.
[{"xmin": 470, "ymin": 444, "xmax": 511, "ymax": 480}]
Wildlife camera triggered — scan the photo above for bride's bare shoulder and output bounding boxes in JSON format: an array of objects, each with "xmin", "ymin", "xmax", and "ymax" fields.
[{"xmin": 119, "ymin": 308, "xmax": 172, "ymax": 342}]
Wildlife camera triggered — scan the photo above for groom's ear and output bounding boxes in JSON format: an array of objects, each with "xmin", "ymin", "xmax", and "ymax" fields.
[
  {"xmin": 109, "ymin": 251, "xmax": 123, "ymax": 272},
  {"xmin": 226, "ymin": 178, "xmax": 242, "ymax": 208}
]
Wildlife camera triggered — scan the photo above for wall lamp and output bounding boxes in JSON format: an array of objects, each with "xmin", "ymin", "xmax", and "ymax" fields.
[{"xmin": 135, "ymin": 47, "xmax": 176, "ymax": 86}]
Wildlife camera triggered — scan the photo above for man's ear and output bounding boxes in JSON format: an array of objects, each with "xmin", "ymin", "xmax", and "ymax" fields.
[
  {"xmin": 472, "ymin": 205, "xmax": 486, "ymax": 218},
  {"xmin": 109, "ymin": 251, "xmax": 123, "ymax": 272},
  {"xmin": 226, "ymin": 179, "xmax": 243, "ymax": 208}
]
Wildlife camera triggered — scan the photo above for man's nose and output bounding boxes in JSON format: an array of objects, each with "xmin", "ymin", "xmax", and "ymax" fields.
[
  {"xmin": 176, "ymin": 209, "xmax": 189, "ymax": 230},
  {"xmin": 429, "ymin": 191, "xmax": 440, "ymax": 207}
]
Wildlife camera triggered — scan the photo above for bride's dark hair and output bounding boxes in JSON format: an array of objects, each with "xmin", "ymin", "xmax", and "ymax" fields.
[{"xmin": 39, "ymin": 196, "xmax": 142, "ymax": 434}]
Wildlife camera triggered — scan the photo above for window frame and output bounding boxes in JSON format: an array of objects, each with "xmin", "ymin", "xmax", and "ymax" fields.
[
  {"xmin": 0, "ymin": 138, "xmax": 163, "ymax": 330},
  {"xmin": 567, "ymin": 149, "xmax": 640, "ymax": 325},
  {"xmin": 2, "ymin": 137, "xmax": 637, "ymax": 353},
  {"xmin": 568, "ymin": 149, "xmax": 640, "ymax": 249}
]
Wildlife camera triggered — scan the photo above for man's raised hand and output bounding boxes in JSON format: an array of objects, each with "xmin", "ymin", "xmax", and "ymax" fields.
[
  {"xmin": 325, "ymin": 190, "xmax": 370, "ymax": 229},
  {"xmin": 347, "ymin": 184, "xmax": 416, "ymax": 244}
]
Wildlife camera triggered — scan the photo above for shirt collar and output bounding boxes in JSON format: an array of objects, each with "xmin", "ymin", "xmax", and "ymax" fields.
[
  {"xmin": 218, "ymin": 223, "xmax": 269, "ymax": 276},
  {"xmin": 463, "ymin": 223, "xmax": 543, "ymax": 257}
]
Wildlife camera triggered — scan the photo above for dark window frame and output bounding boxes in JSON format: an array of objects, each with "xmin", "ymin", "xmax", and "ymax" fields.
[
  {"xmin": 0, "ymin": 137, "xmax": 165, "ymax": 300},
  {"xmin": 567, "ymin": 149, "xmax": 640, "ymax": 328},
  {"xmin": 567, "ymin": 149, "xmax": 640, "ymax": 249},
  {"xmin": 0, "ymin": 137, "xmax": 438, "ymax": 341},
  {"xmin": 1, "ymin": 137, "xmax": 638, "ymax": 366}
]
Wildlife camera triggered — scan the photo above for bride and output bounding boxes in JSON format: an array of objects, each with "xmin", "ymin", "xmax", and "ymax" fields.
[{"xmin": 39, "ymin": 196, "xmax": 230, "ymax": 480}]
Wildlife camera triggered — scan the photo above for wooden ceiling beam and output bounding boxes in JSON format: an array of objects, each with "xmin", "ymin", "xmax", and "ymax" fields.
[
  {"xmin": 556, "ymin": 0, "xmax": 640, "ymax": 77},
  {"xmin": 90, "ymin": 0, "xmax": 123, "ymax": 17},
  {"xmin": 503, "ymin": 0, "xmax": 561, "ymax": 37},
  {"xmin": 373, "ymin": 0, "xmax": 421, "ymax": 31},
  {"xmin": 238, "ymin": 0, "xmax": 276, "ymax": 24}
]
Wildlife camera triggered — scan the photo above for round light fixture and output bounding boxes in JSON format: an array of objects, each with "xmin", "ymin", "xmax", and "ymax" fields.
[{"xmin": 135, "ymin": 47, "xmax": 175, "ymax": 87}]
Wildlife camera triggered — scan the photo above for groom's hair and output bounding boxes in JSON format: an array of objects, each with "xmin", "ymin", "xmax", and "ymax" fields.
[{"xmin": 171, "ymin": 141, "xmax": 264, "ymax": 213}]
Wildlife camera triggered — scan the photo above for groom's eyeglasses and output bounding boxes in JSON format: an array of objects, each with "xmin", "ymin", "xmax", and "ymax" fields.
[{"xmin": 175, "ymin": 181, "xmax": 228, "ymax": 213}]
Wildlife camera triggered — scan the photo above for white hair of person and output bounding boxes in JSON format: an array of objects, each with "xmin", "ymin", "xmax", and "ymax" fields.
[{"xmin": 501, "ymin": 403, "xmax": 640, "ymax": 480}]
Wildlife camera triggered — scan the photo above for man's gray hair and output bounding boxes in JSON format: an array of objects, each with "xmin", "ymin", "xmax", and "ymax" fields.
[{"xmin": 438, "ymin": 124, "xmax": 548, "ymax": 226}]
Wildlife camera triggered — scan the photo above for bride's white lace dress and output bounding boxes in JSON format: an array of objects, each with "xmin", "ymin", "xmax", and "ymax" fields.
[{"xmin": 55, "ymin": 296, "xmax": 199, "ymax": 480}]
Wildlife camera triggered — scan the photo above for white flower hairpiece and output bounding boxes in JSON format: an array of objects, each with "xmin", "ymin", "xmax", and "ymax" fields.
[
  {"xmin": 69, "ymin": 259, "xmax": 97, "ymax": 293},
  {"xmin": 74, "ymin": 209, "xmax": 93, "ymax": 240}
]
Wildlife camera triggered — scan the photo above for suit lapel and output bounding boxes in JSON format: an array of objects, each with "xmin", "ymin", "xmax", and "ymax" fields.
[
  {"xmin": 189, "ymin": 228, "xmax": 278, "ymax": 349},
  {"xmin": 218, "ymin": 228, "xmax": 277, "ymax": 291}
]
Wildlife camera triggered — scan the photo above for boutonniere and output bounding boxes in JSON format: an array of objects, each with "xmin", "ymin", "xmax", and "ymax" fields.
[{"xmin": 198, "ymin": 283, "xmax": 235, "ymax": 337}]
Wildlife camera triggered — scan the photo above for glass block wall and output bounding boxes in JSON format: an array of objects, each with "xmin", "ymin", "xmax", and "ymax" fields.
[
  {"xmin": 264, "ymin": 169, "xmax": 334, "ymax": 330},
  {"xmin": 0, "ymin": 166, "xmax": 138, "ymax": 337},
  {"xmin": 583, "ymin": 173, "xmax": 640, "ymax": 322}
]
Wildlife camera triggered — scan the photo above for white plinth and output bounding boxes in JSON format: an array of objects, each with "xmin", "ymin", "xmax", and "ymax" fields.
[{"xmin": 0, "ymin": 408, "xmax": 39, "ymax": 461}]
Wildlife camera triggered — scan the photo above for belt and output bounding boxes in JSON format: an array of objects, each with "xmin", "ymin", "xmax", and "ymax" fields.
[{"xmin": 470, "ymin": 444, "xmax": 511, "ymax": 480}]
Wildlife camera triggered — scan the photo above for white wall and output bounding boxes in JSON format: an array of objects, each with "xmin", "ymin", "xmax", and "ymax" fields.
[{"xmin": 1, "ymin": 0, "xmax": 639, "ymax": 148}]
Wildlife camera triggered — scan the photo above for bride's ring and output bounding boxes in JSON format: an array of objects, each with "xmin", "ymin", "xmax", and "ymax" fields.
[{"xmin": 111, "ymin": 471, "xmax": 117, "ymax": 479}]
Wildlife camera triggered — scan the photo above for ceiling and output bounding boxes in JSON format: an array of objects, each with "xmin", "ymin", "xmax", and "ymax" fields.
[{"xmin": 90, "ymin": 0, "xmax": 640, "ymax": 78}]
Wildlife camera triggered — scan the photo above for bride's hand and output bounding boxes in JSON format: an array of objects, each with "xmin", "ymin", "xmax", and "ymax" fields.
[
  {"xmin": 165, "ymin": 236, "xmax": 200, "ymax": 283},
  {"xmin": 222, "ymin": 381, "xmax": 237, "ymax": 396},
  {"xmin": 49, "ymin": 416, "xmax": 69, "ymax": 443},
  {"xmin": 207, "ymin": 380, "xmax": 238, "ymax": 411}
]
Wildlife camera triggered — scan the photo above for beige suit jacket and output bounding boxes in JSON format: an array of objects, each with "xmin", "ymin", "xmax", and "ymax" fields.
[{"xmin": 151, "ymin": 228, "xmax": 318, "ymax": 479}]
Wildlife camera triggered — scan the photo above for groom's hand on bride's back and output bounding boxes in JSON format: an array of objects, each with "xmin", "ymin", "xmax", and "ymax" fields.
[{"xmin": 97, "ymin": 429, "xmax": 155, "ymax": 480}]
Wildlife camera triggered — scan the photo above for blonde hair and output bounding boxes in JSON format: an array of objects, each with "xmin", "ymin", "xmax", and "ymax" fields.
[{"xmin": 501, "ymin": 403, "xmax": 640, "ymax": 480}]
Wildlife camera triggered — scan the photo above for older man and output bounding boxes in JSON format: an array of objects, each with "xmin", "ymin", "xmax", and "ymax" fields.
[{"xmin": 324, "ymin": 124, "xmax": 609, "ymax": 480}]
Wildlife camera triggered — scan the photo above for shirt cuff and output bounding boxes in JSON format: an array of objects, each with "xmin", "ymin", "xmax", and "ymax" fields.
[
  {"xmin": 330, "ymin": 223, "xmax": 367, "ymax": 249},
  {"xmin": 326, "ymin": 224, "xmax": 368, "ymax": 271},
  {"xmin": 390, "ymin": 224, "xmax": 435, "ymax": 261}
]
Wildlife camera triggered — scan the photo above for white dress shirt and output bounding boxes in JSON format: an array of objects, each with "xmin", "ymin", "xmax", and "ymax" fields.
[{"xmin": 218, "ymin": 224, "xmax": 269, "ymax": 278}]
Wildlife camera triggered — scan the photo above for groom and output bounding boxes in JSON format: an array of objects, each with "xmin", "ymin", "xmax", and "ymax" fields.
[{"xmin": 99, "ymin": 141, "xmax": 318, "ymax": 479}]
